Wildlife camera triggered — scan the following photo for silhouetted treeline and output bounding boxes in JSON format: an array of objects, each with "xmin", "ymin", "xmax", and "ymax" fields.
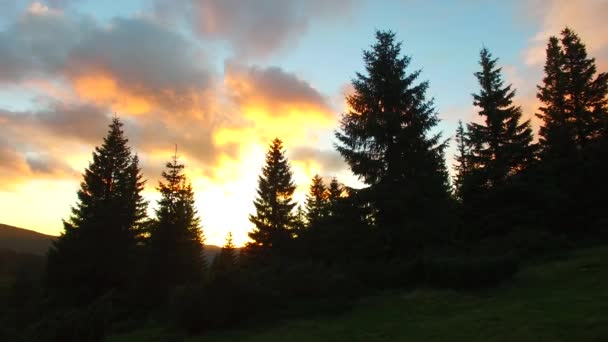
[{"xmin": 1, "ymin": 28, "xmax": 607, "ymax": 341}]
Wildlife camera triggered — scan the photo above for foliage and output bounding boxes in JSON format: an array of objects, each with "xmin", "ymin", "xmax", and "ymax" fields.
[
  {"xmin": 467, "ymin": 48, "xmax": 535, "ymax": 191},
  {"xmin": 145, "ymin": 150, "xmax": 206, "ymax": 298},
  {"xmin": 46, "ymin": 118, "xmax": 146, "ymax": 304},
  {"xmin": 335, "ymin": 30, "xmax": 453, "ymax": 256},
  {"xmin": 247, "ymin": 138, "xmax": 297, "ymax": 256}
]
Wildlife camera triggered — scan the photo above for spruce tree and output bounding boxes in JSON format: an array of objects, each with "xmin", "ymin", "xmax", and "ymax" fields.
[
  {"xmin": 453, "ymin": 120, "xmax": 472, "ymax": 202},
  {"xmin": 536, "ymin": 28, "xmax": 608, "ymax": 233},
  {"xmin": 46, "ymin": 117, "xmax": 146, "ymax": 303},
  {"xmin": 247, "ymin": 138, "xmax": 297, "ymax": 255},
  {"xmin": 292, "ymin": 204, "xmax": 307, "ymax": 237},
  {"xmin": 304, "ymin": 174, "xmax": 329, "ymax": 229},
  {"xmin": 147, "ymin": 149, "xmax": 206, "ymax": 294},
  {"xmin": 335, "ymin": 30, "xmax": 452, "ymax": 254},
  {"xmin": 327, "ymin": 177, "xmax": 343, "ymax": 207},
  {"xmin": 211, "ymin": 232, "xmax": 237, "ymax": 278},
  {"xmin": 326, "ymin": 177, "xmax": 346, "ymax": 220},
  {"xmin": 467, "ymin": 48, "xmax": 535, "ymax": 190},
  {"xmin": 537, "ymin": 28, "xmax": 608, "ymax": 156}
]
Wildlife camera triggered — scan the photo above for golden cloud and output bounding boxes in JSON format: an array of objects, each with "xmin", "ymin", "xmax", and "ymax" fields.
[{"xmin": 73, "ymin": 73, "xmax": 152, "ymax": 115}]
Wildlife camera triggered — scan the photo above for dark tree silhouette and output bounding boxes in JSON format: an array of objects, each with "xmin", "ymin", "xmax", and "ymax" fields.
[
  {"xmin": 453, "ymin": 120, "xmax": 472, "ymax": 202},
  {"xmin": 46, "ymin": 117, "xmax": 146, "ymax": 303},
  {"xmin": 537, "ymin": 28, "xmax": 608, "ymax": 157},
  {"xmin": 147, "ymin": 149, "xmax": 206, "ymax": 295},
  {"xmin": 467, "ymin": 48, "xmax": 535, "ymax": 190},
  {"xmin": 460, "ymin": 48, "xmax": 537, "ymax": 237},
  {"xmin": 304, "ymin": 174, "xmax": 329, "ymax": 229},
  {"xmin": 536, "ymin": 28, "xmax": 608, "ymax": 234},
  {"xmin": 247, "ymin": 138, "xmax": 297, "ymax": 256},
  {"xmin": 327, "ymin": 177, "xmax": 343, "ymax": 208},
  {"xmin": 211, "ymin": 232, "xmax": 238, "ymax": 278},
  {"xmin": 335, "ymin": 30, "xmax": 452, "ymax": 255}
]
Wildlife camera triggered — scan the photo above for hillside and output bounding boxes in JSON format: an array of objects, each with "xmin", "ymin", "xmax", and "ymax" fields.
[
  {"xmin": 108, "ymin": 246, "xmax": 608, "ymax": 342},
  {"xmin": 0, "ymin": 224, "xmax": 55, "ymax": 255},
  {"xmin": 0, "ymin": 223, "xmax": 226, "ymax": 260}
]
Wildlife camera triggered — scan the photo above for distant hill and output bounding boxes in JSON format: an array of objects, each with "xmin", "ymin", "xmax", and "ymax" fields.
[
  {"xmin": 0, "ymin": 223, "xmax": 228, "ymax": 260},
  {"xmin": 0, "ymin": 224, "xmax": 55, "ymax": 255}
]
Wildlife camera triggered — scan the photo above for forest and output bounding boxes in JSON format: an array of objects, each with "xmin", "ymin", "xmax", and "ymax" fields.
[{"xmin": 1, "ymin": 27, "xmax": 607, "ymax": 341}]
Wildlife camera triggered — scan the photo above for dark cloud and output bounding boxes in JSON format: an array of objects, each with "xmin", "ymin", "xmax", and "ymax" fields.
[
  {"xmin": 153, "ymin": 0, "xmax": 359, "ymax": 58},
  {"xmin": 0, "ymin": 6, "xmax": 86, "ymax": 82},
  {"xmin": 67, "ymin": 17, "xmax": 212, "ymax": 111},
  {"xmin": 290, "ymin": 146, "xmax": 347, "ymax": 174},
  {"xmin": 25, "ymin": 153, "xmax": 76, "ymax": 176},
  {"xmin": 0, "ymin": 133, "xmax": 77, "ymax": 190},
  {"xmin": 0, "ymin": 9, "xmax": 212, "ymax": 113},
  {"xmin": 0, "ymin": 101, "xmax": 109, "ymax": 145}
]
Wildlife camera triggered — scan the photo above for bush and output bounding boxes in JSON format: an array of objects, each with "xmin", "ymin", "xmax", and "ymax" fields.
[
  {"xmin": 422, "ymin": 254, "xmax": 519, "ymax": 289},
  {"xmin": 26, "ymin": 293, "xmax": 115, "ymax": 342},
  {"xmin": 168, "ymin": 276, "xmax": 254, "ymax": 333}
]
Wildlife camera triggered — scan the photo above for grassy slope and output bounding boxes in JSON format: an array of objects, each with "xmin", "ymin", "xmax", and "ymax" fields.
[{"xmin": 108, "ymin": 246, "xmax": 608, "ymax": 342}]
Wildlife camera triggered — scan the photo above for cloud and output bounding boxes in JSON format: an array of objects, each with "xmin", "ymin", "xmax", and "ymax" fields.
[
  {"xmin": 0, "ymin": 6, "xmax": 228, "ymax": 179},
  {"xmin": 0, "ymin": 101, "xmax": 110, "ymax": 191},
  {"xmin": 0, "ymin": 7, "xmax": 212, "ymax": 112},
  {"xmin": 0, "ymin": 3, "xmax": 348, "ymax": 245},
  {"xmin": 1, "ymin": 100, "xmax": 109, "ymax": 144},
  {"xmin": 66, "ymin": 18, "xmax": 213, "ymax": 114},
  {"xmin": 290, "ymin": 146, "xmax": 346, "ymax": 175},
  {"xmin": 225, "ymin": 61, "xmax": 331, "ymax": 115},
  {"xmin": 522, "ymin": 0, "xmax": 608, "ymax": 68},
  {"xmin": 217, "ymin": 61, "xmax": 336, "ymax": 147},
  {"xmin": 0, "ymin": 129, "xmax": 78, "ymax": 191},
  {"xmin": 152, "ymin": 0, "xmax": 359, "ymax": 58}
]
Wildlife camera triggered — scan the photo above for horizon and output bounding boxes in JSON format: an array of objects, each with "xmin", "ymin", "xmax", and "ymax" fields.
[{"xmin": 1, "ymin": 0, "xmax": 607, "ymax": 246}]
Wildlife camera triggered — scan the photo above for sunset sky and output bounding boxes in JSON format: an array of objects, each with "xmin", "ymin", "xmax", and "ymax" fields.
[{"xmin": 1, "ymin": 0, "xmax": 607, "ymax": 246}]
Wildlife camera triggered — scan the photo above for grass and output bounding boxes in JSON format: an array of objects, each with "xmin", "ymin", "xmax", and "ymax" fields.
[{"xmin": 107, "ymin": 246, "xmax": 608, "ymax": 342}]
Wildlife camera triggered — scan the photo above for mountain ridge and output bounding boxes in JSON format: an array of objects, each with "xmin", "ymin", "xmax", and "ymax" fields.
[{"xmin": 0, "ymin": 223, "xmax": 226, "ymax": 259}]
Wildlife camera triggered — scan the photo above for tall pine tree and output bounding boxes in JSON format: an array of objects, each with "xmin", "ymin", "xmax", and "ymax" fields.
[
  {"xmin": 211, "ymin": 232, "xmax": 238, "ymax": 278},
  {"xmin": 46, "ymin": 117, "xmax": 146, "ymax": 303},
  {"xmin": 335, "ymin": 30, "xmax": 452, "ymax": 255},
  {"xmin": 537, "ymin": 28, "xmax": 608, "ymax": 156},
  {"xmin": 536, "ymin": 28, "xmax": 608, "ymax": 233},
  {"xmin": 467, "ymin": 48, "xmax": 535, "ymax": 190},
  {"xmin": 147, "ymin": 149, "xmax": 206, "ymax": 294},
  {"xmin": 304, "ymin": 174, "xmax": 329, "ymax": 229},
  {"xmin": 247, "ymin": 138, "xmax": 297, "ymax": 256},
  {"xmin": 453, "ymin": 120, "xmax": 472, "ymax": 202}
]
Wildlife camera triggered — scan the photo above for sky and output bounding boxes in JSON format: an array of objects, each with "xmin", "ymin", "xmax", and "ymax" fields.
[{"xmin": 1, "ymin": 0, "xmax": 607, "ymax": 246}]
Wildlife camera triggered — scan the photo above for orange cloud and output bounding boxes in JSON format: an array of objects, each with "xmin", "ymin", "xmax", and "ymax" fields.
[
  {"xmin": 73, "ymin": 73, "xmax": 152, "ymax": 115},
  {"xmin": 523, "ymin": 0, "xmax": 608, "ymax": 66},
  {"xmin": 218, "ymin": 62, "xmax": 336, "ymax": 147}
]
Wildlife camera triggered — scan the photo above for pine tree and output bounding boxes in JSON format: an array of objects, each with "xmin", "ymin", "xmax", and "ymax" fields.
[
  {"xmin": 453, "ymin": 120, "xmax": 472, "ymax": 201},
  {"xmin": 247, "ymin": 138, "xmax": 297, "ymax": 255},
  {"xmin": 327, "ymin": 177, "xmax": 343, "ymax": 206},
  {"xmin": 147, "ymin": 149, "xmax": 206, "ymax": 293},
  {"xmin": 211, "ymin": 232, "xmax": 237, "ymax": 277},
  {"xmin": 335, "ymin": 30, "xmax": 452, "ymax": 254},
  {"xmin": 293, "ymin": 204, "xmax": 307, "ymax": 237},
  {"xmin": 304, "ymin": 174, "xmax": 329, "ymax": 229},
  {"xmin": 46, "ymin": 117, "xmax": 146, "ymax": 303},
  {"xmin": 535, "ymin": 28, "xmax": 608, "ymax": 234},
  {"xmin": 327, "ymin": 177, "xmax": 344, "ymax": 218},
  {"xmin": 537, "ymin": 28, "xmax": 608, "ymax": 156},
  {"xmin": 467, "ymin": 48, "xmax": 535, "ymax": 190}
]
